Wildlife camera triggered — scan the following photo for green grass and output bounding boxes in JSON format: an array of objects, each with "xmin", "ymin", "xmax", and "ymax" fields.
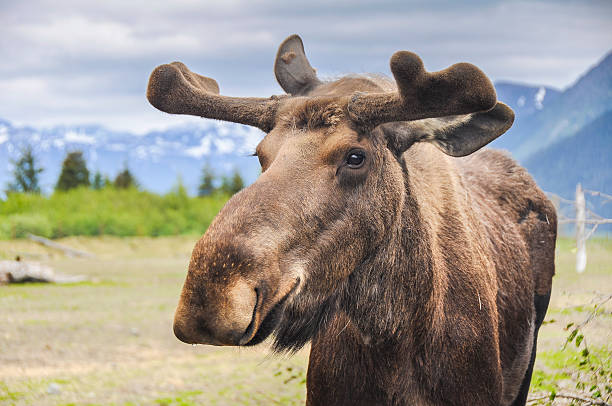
[
  {"xmin": 529, "ymin": 237, "xmax": 612, "ymax": 404},
  {"xmin": 0, "ymin": 236, "xmax": 609, "ymax": 405},
  {"xmin": 0, "ymin": 236, "xmax": 308, "ymax": 405},
  {"xmin": 0, "ymin": 188, "xmax": 228, "ymax": 239}
]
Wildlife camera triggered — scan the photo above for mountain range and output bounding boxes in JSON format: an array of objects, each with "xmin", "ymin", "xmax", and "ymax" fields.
[
  {"xmin": 492, "ymin": 50, "xmax": 612, "ymax": 230},
  {"xmin": 0, "ymin": 118, "xmax": 263, "ymax": 196},
  {"xmin": 493, "ymin": 51, "xmax": 612, "ymax": 161},
  {"xmin": 1, "ymin": 50, "xmax": 610, "ymax": 228}
]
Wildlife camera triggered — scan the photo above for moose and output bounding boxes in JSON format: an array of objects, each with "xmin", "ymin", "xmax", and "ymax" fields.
[{"xmin": 147, "ymin": 35, "xmax": 556, "ymax": 405}]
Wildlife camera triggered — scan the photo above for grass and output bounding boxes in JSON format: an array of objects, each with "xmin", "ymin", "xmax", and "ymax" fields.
[
  {"xmin": 0, "ymin": 236, "xmax": 610, "ymax": 405},
  {"xmin": 528, "ymin": 238, "xmax": 612, "ymax": 404},
  {"xmin": 0, "ymin": 236, "xmax": 307, "ymax": 405},
  {"xmin": 0, "ymin": 188, "xmax": 228, "ymax": 239}
]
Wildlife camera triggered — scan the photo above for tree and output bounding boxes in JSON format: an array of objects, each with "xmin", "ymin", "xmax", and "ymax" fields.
[
  {"xmin": 55, "ymin": 151, "xmax": 90, "ymax": 191},
  {"xmin": 230, "ymin": 170, "xmax": 245, "ymax": 194},
  {"xmin": 198, "ymin": 163, "xmax": 216, "ymax": 197},
  {"xmin": 7, "ymin": 146, "xmax": 43, "ymax": 194},
  {"xmin": 114, "ymin": 164, "xmax": 137, "ymax": 189},
  {"xmin": 220, "ymin": 168, "xmax": 244, "ymax": 196},
  {"xmin": 92, "ymin": 171, "xmax": 104, "ymax": 190}
]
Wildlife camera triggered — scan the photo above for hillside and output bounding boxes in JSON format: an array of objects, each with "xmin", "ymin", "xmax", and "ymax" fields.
[
  {"xmin": 524, "ymin": 110, "xmax": 612, "ymax": 223},
  {"xmin": 524, "ymin": 110, "xmax": 612, "ymax": 195},
  {"xmin": 495, "ymin": 82, "xmax": 561, "ymax": 119},
  {"xmin": 492, "ymin": 51, "xmax": 612, "ymax": 160}
]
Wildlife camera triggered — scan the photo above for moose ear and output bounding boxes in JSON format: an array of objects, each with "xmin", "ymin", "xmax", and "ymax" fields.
[
  {"xmin": 382, "ymin": 102, "xmax": 514, "ymax": 157},
  {"xmin": 274, "ymin": 34, "xmax": 322, "ymax": 95}
]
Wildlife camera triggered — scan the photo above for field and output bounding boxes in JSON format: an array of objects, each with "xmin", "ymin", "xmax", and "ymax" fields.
[{"xmin": 0, "ymin": 236, "xmax": 610, "ymax": 405}]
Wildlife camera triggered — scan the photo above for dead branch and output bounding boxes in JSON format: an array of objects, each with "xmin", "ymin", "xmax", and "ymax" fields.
[
  {"xmin": 558, "ymin": 219, "xmax": 612, "ymax": 225},
  {"xmin": 583, "ymin": 189, "xmax": 612, "ymax": 205},
  {"xmin": 27, "ymin": 234, "xmax": 95, "ymax": 258},
  {"xmin": 0, "ymin": 260, "xmax": 86, "ymax": 284}
]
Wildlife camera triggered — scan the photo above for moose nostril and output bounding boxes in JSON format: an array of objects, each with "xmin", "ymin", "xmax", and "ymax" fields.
[
  {"xmin": 239, "ymin": 287, "xmax": 262, "ymax": 345},
  {"xmin": 173, "ymin": 321, "xmax": 190, "ymax": 343},
  {"xmin": 174, "ymin": 278, "xmax": 259, "ymax": 346}
]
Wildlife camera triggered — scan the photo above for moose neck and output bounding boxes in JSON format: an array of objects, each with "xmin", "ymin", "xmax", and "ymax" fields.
[
  {"xmin": 307, "ymin": 151, "xmax": 443, "ymax": 405},
  {"xmin": 340, "ymin": 151, "xmax": 438, "ymax": 346}
]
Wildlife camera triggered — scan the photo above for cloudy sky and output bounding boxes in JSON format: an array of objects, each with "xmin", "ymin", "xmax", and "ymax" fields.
[{"xmin": 1, "ymin": 0, "xmax": 610, "ymax": 133}]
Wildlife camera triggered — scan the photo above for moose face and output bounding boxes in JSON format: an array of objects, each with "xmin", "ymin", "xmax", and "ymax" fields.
[
  {"xmin": 147, "ymin": 35, "xmax": 514, "ymax": 350},
  {"xmin": 173, "ymin": 100, "xmax": 405, "ymax": 348}
]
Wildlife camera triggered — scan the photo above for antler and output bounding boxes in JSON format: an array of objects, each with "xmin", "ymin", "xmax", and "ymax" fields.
[
  {"xmin": 147, "ymin": 62, "xmax": 282, "ymax": 132},
  {"xmin": 346, "ymin": 51, "xmax": 497, "ymax": 127}
]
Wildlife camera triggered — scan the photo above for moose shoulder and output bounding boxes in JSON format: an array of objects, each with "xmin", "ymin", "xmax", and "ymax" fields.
[{"xmin": 147, "ymin": 34, "xmax": 556, "ymax": 406}]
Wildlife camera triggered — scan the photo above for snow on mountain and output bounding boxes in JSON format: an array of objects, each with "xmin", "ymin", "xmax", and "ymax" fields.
[
  {"xmin": 494, "ymin": 82, "xmax": 561, "ymax": 119},
  {"xmin": 492, "ymin": 51, "xmax": 612, "ymax": 160},
  {"xmin": 0, "ymin": 118, "xmax": 264, "ymax": 195}
]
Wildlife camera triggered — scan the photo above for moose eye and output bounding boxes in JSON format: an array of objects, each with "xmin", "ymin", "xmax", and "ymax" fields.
[{"xmin": 346, "ymin": 151, "xmax": 365, "ymax": 168}]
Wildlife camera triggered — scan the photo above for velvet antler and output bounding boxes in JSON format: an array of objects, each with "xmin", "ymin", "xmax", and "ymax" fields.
[
  {"xmin": 146, "ymin": 62, "xmax": 282, "ymax": 132},
  {"xmin": 346, "ymin": 51, "xmax": 497, "ymax": 127},
  {"xmin": 147, "ymin": 37, "xmax": 500, "ymax": 135}
]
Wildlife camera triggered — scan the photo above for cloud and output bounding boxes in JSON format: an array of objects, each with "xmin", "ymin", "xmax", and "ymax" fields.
[
  {"xmin": 13, "ymin": 16, "xmax": 200, "ymax": 58},
  {"xmin": 213, "ymin": 138, "xmax": 236, "ymax": 155},
  {"xmin": 0, "ymin": 0, "xmax": 610, "ymax": 131},
  {"xmin": 64, "ymin": 130, "xmax": 95, "ymax": 144},
  {"xmin": 185, "ymin": 136, "xmax": 212, "ymax": 158}
]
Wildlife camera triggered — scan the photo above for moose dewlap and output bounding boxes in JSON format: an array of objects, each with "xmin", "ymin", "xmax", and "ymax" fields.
[{"xmin": 147, "ymin": 35, "xmax": 556, "ymax": 406}]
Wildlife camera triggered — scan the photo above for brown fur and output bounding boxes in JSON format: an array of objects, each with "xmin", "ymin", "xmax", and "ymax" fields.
[{"xmin": 149, "ymin": 35, "xmax": 556, "ymax": 406}]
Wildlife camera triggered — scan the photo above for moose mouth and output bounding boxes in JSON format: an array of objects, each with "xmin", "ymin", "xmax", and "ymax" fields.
[{"xmin": 240, "ymin": 279, "xmax": 300, "ymax": 346}]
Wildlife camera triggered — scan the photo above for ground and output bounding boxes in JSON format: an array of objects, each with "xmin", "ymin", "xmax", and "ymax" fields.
[{"xmin": 0, "ymin": 236, "xmax": 610, "ymax": 405}]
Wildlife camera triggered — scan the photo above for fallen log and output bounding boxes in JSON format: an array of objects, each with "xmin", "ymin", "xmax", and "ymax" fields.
[
  {"xmin": 0, "ymin": 260, "xmax": 87, "ymax": 284},
  {"xmin": 27, "ymin": 234, "xmax": 95, "ymax": 258}
]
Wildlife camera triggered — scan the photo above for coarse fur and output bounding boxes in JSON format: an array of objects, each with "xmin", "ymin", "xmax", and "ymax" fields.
[{"xmin": 148, "ymin": 35, "xmax": 556, "ymax": 405}]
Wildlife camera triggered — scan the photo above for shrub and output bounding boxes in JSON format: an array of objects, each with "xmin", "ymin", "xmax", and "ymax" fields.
[
  {"xmin": 0, "ymin": 188, "xmax": 228, "ymax": 239},
  {"xmin": 0, "ymin": 213, "xmax": 53, "ymax": 239}
]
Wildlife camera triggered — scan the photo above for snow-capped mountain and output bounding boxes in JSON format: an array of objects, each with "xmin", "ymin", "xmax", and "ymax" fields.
[
  {"xmin": 0, "ymin": 118, "xmax": 264, "ymax": 195},
  {"xmin": 494, "ymin": 82, "xmax": 561, "ymax": 119},
  {"xmin": 492, "ymin": 51, "xmax": 612, "ymax": 160}
]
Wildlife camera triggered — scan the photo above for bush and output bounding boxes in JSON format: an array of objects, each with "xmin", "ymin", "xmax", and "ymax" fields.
[
  {"xmin": 0, "ymin": 187, "xmax": 229, "ymax": 239},
  {"xmin": 0, "ymin": 213, "xmax": 53, "ymax": 239}
]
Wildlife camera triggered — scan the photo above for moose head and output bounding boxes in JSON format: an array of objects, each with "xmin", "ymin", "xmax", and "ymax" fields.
[{"xmin": 147, "ymin": 35, "xmax": 514, "ymax": 351}]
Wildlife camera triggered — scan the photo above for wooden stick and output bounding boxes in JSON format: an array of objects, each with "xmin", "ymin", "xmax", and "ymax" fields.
[
  {"xmin": 575, "ymin": 184, "xmax": 587, "ymax": 273},
  {"xmin": 0, "ymin": 260, "xmax": 87, "ymax": 284},
  {"xmin": 27, "ymin": 234, "xmax": 95, "ymax": 258}
]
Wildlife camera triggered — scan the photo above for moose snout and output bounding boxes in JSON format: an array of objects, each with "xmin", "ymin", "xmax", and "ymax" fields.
[{"xmin": 173, "ymin": 278, "xmax": 257, "ymax": 346}]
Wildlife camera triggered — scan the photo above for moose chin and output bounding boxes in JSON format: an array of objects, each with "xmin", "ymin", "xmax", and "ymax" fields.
[{"xmin": 147, "ymin": 34, "xmax": 556, "ymax": 406}]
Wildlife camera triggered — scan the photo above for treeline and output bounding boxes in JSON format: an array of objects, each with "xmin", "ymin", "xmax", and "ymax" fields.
[
  {"xmin": 0, "ymin": 147, "xmax": 245, "ymax": 239},
  {"xmin": 6, "ymin": 146, "xmax": 245, "ymax": 196}
]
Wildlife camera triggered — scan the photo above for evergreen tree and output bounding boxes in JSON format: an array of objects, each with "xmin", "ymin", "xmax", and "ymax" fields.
[
  {"xmin": 113, "ymin": 165, "xmax": 137, "ymax": 189},
  {"xmin": 220, "ymin": 168, "xmax": 245, "ymax": 196},
  {"xmin": 198, "ymin": 163, "xmax": 216, "ymax": 197},
  {"xmin": 55, "ymin": 151, "xmax": 90, "ymax": 191},
  {"xmin": 230, "ymin": 170, "xmax": 245, "ymax": 194},
  {"xmin": 7, "ymin": 146, "xmax": 43, "ymax": 194},
  {"xmin": 92, "ymin": 171, "xmax": 104, "ymax": 190}
]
